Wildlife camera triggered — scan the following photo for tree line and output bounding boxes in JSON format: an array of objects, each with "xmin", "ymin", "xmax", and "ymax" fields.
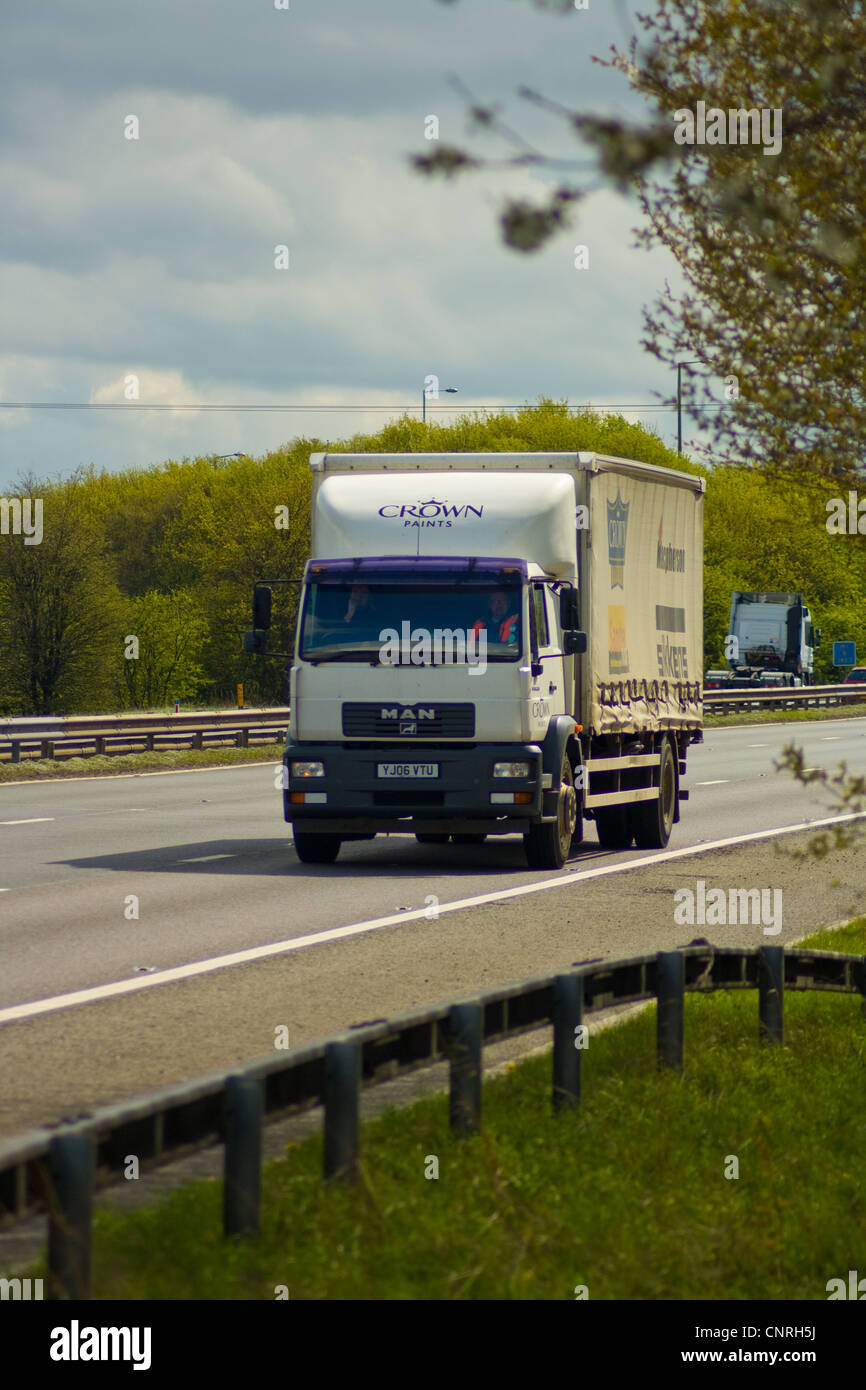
[{"xmin": 1, "ymin": 400, "xmax": 864, "ymax": 714}]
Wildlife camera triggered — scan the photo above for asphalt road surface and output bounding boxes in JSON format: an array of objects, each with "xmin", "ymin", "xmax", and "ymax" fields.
[{"xmin": 1, "ymin": 717, "xmax": 864, "ymax": 1136}]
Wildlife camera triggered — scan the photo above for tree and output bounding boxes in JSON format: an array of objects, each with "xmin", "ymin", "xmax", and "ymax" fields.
[
  {"xmin": 120, "ymin": 590, "xmax": 208, "ymax": 708},
  {"xmin": 416, "ymin": 0, "xmax": 866, "ymax": 483},
  {"xmin": 155, "ymin": 447, "xmax": 315, "ymax": 704},
  {"xmin": 0, "ymin": 472, "xmax": 126, "ymax": 714}
]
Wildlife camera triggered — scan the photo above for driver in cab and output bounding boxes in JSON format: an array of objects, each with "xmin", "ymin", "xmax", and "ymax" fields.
[
  {"xmin": 472, "ymin": 589, "xmax": 519, "ymax": 645},
  {"xmin": 343, "ymin": 584, "xmax": 378, "ymax": 626}
]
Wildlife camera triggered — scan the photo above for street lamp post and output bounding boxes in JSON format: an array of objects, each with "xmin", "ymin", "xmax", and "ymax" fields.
[
  {"xmin": 422, "ymin": 384, "xmax": 458, "ymax": 424},
  {"xmin": 676, "ymin": 361, "xmax": 703, "ymax": 455}
]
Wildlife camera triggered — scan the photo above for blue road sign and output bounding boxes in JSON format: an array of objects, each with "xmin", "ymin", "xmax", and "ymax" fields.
[{"xmin": 833, "ymin": 641, "xmax": 856, "ymax": 666}]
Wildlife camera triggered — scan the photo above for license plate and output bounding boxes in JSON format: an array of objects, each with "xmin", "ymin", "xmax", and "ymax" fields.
[{"xmin": 377, "ymin": 763, "xmax": 439, "ymax": 779}]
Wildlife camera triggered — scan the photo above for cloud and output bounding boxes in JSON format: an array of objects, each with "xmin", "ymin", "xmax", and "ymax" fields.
[{"xmin": 0, "ymin": 0, "xmax": 681, "ymax": 492}]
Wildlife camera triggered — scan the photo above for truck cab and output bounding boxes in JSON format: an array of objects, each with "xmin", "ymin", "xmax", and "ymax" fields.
[
  {"xmin": 725, "ymin": 591, "xmax": 820, "ymax": 687},
  {"xmin": 284, "ymin": 554, "xmax": 585, "ymax": 865}
]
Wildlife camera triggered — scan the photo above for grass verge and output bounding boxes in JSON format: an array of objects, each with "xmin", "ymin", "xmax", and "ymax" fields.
[
  {"xmin": 30, "ymin": 919, "xmax": 865, "ymax": 1299},
  {"xmin": 0, "ymin": 745, "xmax": 283, "ymax": 783},
  {"xmin": 705, "ymin": 699, "xmax": 866, "ymax": 727}
]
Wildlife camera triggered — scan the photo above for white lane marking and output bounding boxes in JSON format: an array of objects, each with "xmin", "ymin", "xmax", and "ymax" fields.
[
  {"xmin": 0, "ymin": 763, "xmax": 280, "ymax": 788},
  {"xmin": 1, "ymin": 810, "xmax": 864, "ymax": 1027},
  {"xmin": 822, "ymin": 737, "xmax": 841, "ymax": 741},
  {"xmin": 0, "ymin": 817, "xmax": 55, "ymax": 825},
  {"xmin": 178, "ymin": 854, "xmax": 235, "ymax": 863},
  {"xmin": 747, "ymin": 743, "xmax": 767, "ymax": 747},
  {"xmin": 695, "ymin": 780, "xmax": 729, "ymax": 786}
]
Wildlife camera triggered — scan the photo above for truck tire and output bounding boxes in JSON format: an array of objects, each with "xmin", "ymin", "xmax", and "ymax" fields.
[
  {"xmin": 416, "ymin": 833, "xmax": 450, "ymax": 844},
  {"xmin": 524, "ymin": 752, "xmax": 576, "ymax": 870},
  {"xmin": 630, "ymin": 738, "xmax": 677, "ymax": 849},
  {"xmin": 293, "ymin": 830, "xmax": 342, "ymax": 864},
  {"xmin": 452, "ymin": 833, "xmax": 486, "ymax": 845},
  {"xmin": 594, "ymin": 807, "xmax": 633, "ymax": 849}
]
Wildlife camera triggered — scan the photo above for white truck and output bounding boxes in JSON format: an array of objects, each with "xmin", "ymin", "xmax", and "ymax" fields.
[
  {"xmin": 704, "ymin": 591, "xmax": 820, "ymax": 691},
  {"xmin": 245, "ymin": 451, "xmax": 704, "ymax": 868}
]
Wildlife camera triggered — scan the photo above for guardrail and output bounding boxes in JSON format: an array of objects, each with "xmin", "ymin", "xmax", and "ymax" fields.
[
  {"xmin": 0, "ymin": 709, "xmax": 292, "ymax": 763},
  {"xmin": 1, "ymin": 944, "xmax": 863, "ymax": 1297},
  {"xmin": 705, "ymin": 682, "xmax": 866, "ymax": 713},
  {"xmin": 2, "ymin": 685, "xmax": 864, "ymax": 763}
]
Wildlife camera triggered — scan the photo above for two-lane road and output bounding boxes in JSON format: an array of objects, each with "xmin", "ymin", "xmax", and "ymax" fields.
[
  {"xmin": 1, "ymin": 718, "xmax": 865, "ymax": 1140},
  {"xmin": 1, "ymin": 719, "xmax": 863, "ymax": 1009}
]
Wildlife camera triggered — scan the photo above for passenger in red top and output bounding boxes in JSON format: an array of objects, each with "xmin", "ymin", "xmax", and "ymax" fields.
[{"xmin": 472, "ymin": 590, "xmax": 519, "ymax": 644}]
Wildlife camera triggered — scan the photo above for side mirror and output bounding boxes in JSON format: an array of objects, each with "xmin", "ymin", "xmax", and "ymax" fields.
[
  {"xmin": 564, "ymin": 630, "xmax": 587, "ymax": 656},
  {"xmin": 243, "ymin": 630, "xmax": 268, "ymax": 655},
  {"xmin": 814, "ymin": 629, "xmax": 822, "ymax": 647},
  {"xmin": 559, "ymin": 588, "xmax": 580, "ymax": 630},
  {"xmin": 253, "ymin": 585, "xmax": 273, "ymax": 629}
]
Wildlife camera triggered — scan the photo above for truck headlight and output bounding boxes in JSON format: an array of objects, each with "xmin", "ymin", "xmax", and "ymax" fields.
[
  {"xmin": 291, "ymin": 761, "xmax": 325, "ymax": 777},
  {"xmin": 493, "ymin": 761, "xmax": 530, "ymax": 778}
]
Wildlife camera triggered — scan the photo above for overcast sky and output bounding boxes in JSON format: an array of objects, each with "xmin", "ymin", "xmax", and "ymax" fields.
[{"xmin": 0, "ymin": 0, "xmax": 688, "ymax": 493}]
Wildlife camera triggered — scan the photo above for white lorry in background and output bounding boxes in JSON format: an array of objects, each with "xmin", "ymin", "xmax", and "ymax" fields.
[
  {"xmin": 704, "ymin": 591, "xmax": 821, "ymax": 692},
  {"xmin": 245, "ymin": 451, "xmax": 705, "ymax": 869}
]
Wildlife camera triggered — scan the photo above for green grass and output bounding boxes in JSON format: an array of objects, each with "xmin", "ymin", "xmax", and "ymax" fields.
[
  {"xmin": 33, "ymin": 919, "xmax": 864, "ymax": 1300},
  {"xmin": 0, "ymin": 744, "xmax": 283, "ymax": 782},
  {"xmin": 705, "ymin": 699, "xmax": 866, "ymax": 727}
]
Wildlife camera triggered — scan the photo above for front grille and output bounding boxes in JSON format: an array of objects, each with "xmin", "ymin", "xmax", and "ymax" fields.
[
  {"xmin": 342, "ymin": 741, "xmax": 477, "ymax": 751},
  {"xmin": 342, "ymin": 703, "xmax": 475, "ymax": 738},
  {"xmin": 373, "ymin": 791, "xmax": 445, "ymax": 807}
]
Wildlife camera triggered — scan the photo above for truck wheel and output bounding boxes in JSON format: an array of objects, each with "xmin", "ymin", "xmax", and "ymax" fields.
[
  {"xmin": 630, "ymin": 738, "xmax": 677, "ymax": 849},
  {"xmin": 452, "ymin": 833, "xmax": 486, "ymax": 845},
  {"xmin": 293, "ymin": 830, "xmax": 342, "ymax": 864},
  {"xmin": 524, "ymin": 753, "xmax": 576, "ymax": 870},
  {"xmin": 594, "ymin": 807, "xmax": 633, "ymax": 849},
  {"xmin": 416, "ymin": 833, "xmax": 450, "ymax": 844}
]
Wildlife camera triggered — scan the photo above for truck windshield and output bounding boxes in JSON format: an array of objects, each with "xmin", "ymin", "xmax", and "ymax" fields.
[{"xmin": 299, "ymin": 581, "xmax": 523, "ymax": 663}]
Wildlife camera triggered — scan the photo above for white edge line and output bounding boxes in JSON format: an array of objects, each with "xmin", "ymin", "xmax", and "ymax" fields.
[
  {"xmin": 178, "ymin": 854, "xmax": 236, "ymax": 863},
  {"xmin": 1, "ymin": 810, "xmax": 864, "ymax": 1027},
  {"xmin": 0, "ymin": 818, "xmax": 55, "ymax": 825}
]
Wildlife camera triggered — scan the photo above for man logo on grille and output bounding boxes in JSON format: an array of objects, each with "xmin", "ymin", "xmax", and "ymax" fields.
[{"xmin": 379, "ymin": 706, "xmax": 435, "ymax": 735}]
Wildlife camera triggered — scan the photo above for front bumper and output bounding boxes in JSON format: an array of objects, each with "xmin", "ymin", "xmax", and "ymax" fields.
[{"xmin": 283, "ymin": 740, "xmax": 547, "ymax": 834}]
